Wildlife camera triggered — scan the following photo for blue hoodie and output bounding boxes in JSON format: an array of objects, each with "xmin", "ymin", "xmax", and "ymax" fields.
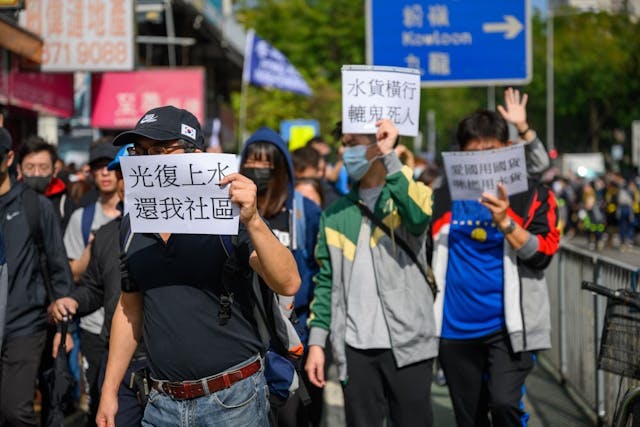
[{"xmin": 240, "ymin": 127, "xmax": 321, "ymax": 343}]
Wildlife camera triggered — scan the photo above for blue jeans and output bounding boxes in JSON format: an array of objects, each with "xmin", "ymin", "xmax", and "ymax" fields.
[{"xmin": 142, "ymin": 356, "xmax": 270, "ymax": 427}]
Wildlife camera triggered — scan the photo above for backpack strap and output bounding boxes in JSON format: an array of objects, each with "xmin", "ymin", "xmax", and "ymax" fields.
[
  {"xmin": 59, "ymin": 194, "xmax": 66, "ymax": 218},
  {"xmin": 119, "ymin": 214, "xmax": 134, "ymax": 253},
  {"xmin": 21, "ymin": 189, "xmax": 55, "ymax": 303},
  {"xmin": 292, "ymin": 192, "xmax": 306, "ymax": 254},
  {"xmin": 81, "ymin": 202, "xmax": 96, "ymax": 246},
  {"xmin": 118, "ymin": 215, "xmax": 138, "ymax": 293},
  {"xmin": 350, "ymin": 198, "xmax": 438, "ymax": 299},
  {"xmin": 218, "ymin": 235, "xmax": 238, "ymax": 326}
]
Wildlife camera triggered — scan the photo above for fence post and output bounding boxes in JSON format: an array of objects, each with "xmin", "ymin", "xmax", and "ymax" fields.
[
  {"xmin": 558, "ymin": 250, "xmax": 567, "ymax": 376},
  {"xmin": 593, "ymin": 261, "xmax": 606, "ymax": 422}
]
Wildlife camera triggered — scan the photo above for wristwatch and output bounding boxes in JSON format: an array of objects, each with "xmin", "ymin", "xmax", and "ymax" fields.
[{"xmin": 501, "ymin": 218, "xmax": 516, "ymax": 235}]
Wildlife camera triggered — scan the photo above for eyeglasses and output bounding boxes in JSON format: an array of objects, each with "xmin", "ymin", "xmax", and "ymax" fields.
[
  {"xmin": 21, "ymin": 163, "xmax": 53, "ymax": 175},
  {"xmin": 127, "ymin": 141, "xmax": 196, "ymax": 156}
]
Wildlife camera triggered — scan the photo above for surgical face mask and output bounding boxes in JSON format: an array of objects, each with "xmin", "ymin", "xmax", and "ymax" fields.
[
  {"xmin": 343, "ymin": 145, "xmax": 374, "ymax": 181},
  {"xmin": 243, "ymin": 167, "xmax": 272, "ymax": 194},
  {"xmin": 23, "ymin": 175, "xmax": 52, "ymax": 193}
]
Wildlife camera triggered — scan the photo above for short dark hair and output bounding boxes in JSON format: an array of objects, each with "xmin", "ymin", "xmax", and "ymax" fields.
[
  {"xmin": 306, "ymin": 136, "xmax": 326, "ymax": 146},
  {"xmin": 331, "ymin": 120, "xmax": 399, "ymax": 147},
  {"xmin": 17, "ymin": 135, "xmax": 58, "ymax": 166},
  {"xmin": 291, "ymin": 146, "xmax": 320, "ymax": 174},
  {"xmin": 456, "ymin": 110, "xmax": 509, "ymax": 149}
]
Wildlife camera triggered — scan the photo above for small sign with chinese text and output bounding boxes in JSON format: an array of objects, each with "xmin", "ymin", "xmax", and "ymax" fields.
[
  {"xmin": 442, "ymin": 145, "xmax": 528, "ymax": 200},
  {"xmin": 342, "ymin": 65, "xmax": 420, "ymax": 136},
  {"xmin": 121, "ymin": 153, "xmax": 240, "ymax": 235}
]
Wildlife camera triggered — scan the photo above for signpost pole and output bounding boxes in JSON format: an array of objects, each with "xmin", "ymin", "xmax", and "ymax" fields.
[
  {"xmin": 546, "ymin": 4, "xmax": 555, "ymax": 152},
  {"xmin": 238, "ymin": 80, "xmax": 248, "ymax": 153},
  {"xmin": 487, "ymin": 86, "xmax": 495, "ymax": 110}
]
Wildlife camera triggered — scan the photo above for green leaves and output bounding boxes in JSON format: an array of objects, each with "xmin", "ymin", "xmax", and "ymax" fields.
[{"xmin": 234, "ymin": 2, "xmax": 640, "ymax": 160}]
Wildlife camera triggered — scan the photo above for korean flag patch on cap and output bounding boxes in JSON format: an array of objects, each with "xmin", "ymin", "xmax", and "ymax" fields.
[{"xmin": 181, "ymin": 123, "xmax": 197, "ymax": 140}]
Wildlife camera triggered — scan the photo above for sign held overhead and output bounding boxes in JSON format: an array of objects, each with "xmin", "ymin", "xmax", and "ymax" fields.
[{"xmin": 342, "ymin": 65, "xmax": 421, "ymax": 137}]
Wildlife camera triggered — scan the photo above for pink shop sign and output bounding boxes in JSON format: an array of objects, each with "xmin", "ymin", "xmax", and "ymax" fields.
[{"xmin": 91, "ymin": 68, "xmax": 205, "ymax": 129}]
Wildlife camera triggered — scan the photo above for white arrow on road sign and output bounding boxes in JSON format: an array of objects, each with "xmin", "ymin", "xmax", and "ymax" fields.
[{"xmin": 482, "ymin": 15, "xmax": 523, "ymax": 39}]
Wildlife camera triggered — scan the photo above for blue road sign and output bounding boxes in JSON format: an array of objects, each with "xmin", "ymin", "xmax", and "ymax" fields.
[{"xmin": 367, "ymin": 1, "xmax": 531, "ymax": 87}]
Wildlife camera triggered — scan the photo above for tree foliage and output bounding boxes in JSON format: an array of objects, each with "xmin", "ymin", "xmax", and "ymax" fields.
[
  {"xmin": 550, "ymin": 10, "xmax": 640, "ymax": 154},
  {"xmin": 233, "ymin": 0, "xmax": 365, "ymax": 144},
  {"xmin": 233, "ymin": 2, "xmax": 640, "ymax": 161}
]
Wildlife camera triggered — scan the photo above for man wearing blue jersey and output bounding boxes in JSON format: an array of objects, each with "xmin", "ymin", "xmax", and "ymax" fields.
[{"xmin": 430, "ymin": 110, "xmax": 559, "ymax": 427}]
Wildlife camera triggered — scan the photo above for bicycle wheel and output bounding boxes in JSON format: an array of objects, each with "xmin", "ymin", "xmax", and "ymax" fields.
[{"xmin": 614, "ymin": 387, "xmax": 640, "ymax": 427}]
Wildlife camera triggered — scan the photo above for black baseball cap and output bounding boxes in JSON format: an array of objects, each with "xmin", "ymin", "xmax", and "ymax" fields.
[
  {"xmin": 0, "ymin": 128, "xmax": 12, "ymax": 154},
  {"xmin": 89, "ymin": 140, "xmax": 120, "ymax": 166},
  {"xmin": 112, "ymin": 105, "xmax": 205, "ymax": 150}
]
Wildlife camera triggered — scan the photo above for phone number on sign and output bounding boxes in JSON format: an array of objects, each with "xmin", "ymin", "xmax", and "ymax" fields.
[{"xmin": 43, "ymin": 41, "xmax": 129, "ymax": 67}]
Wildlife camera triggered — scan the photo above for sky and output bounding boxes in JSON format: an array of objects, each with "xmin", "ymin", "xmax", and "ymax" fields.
[{"xmin": 532, "ymin": 0, "xmax": 548, "ymax": 13}]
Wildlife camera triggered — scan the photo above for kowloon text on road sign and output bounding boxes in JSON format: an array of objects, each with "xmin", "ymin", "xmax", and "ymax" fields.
[{"xmin": 367, "ymin": 1, "xmax": 531, "ymax": 87}]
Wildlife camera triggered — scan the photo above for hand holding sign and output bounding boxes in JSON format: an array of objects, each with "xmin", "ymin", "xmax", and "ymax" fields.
[
  {"xmin": 219, "ymin": 173, "xmax": 258, "ymax": 226},
  {"xmin": 479, "ymin": 182, "xmax": 510, "ymax": 229},
  {"xmin": 375, "ymin": 119, "xmax": 399, "ymax": 156}
]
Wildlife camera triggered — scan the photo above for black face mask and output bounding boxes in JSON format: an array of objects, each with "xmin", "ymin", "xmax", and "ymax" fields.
[
  {"xmin": 243, "ymin": 168, "xmax": 272, "ymax": 194},
  {"xmin": 23, "ymin": 175, "xmax": 52, "ymax": 193}
]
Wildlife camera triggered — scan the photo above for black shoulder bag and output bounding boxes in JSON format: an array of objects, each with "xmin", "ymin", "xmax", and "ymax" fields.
[{"xmin": 351, "ymin": 199, "xmax": 438, "ymax": 299}]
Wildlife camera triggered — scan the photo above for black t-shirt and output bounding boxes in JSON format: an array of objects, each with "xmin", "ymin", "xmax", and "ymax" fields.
[
  {"xmin": 268, "ymin": 209, "xmax": 290, "ymax": 248},
  {"xmin": 123, "ymin": 225, "xmax": 263, "ymax": 381}
]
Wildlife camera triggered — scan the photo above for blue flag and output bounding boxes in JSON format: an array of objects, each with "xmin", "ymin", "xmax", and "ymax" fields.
[{"xmin": 242, "ymin": 29, "xmax": 312, "ymax": 96}]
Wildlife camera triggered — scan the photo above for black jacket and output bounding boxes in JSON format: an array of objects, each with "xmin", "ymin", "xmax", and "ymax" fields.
[
  {"xmin": 72, "ymin": 217, "xmax": 145, "ymax": 357},
  {"xmin": 72, "ymin": 217, "xmax": 120, "ymax": 342},
  {"xmin": 0, "ymin": 180, "xmax": 72, "ymax": 338}
]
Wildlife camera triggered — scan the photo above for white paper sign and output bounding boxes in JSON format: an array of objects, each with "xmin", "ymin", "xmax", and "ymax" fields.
[
  {"xmin": 121, "ymin": 153, "xmax": 240, "ymax": 235},
  {"xmin": 342, "ymin": 65, "xmax": 420, "ymax": 136},
  {"xmin": 442, "ymin": 145, "xmax": 528, "ymax": 201}
]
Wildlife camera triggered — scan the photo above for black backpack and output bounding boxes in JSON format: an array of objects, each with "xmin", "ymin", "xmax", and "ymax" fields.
[{"xmin": 219, "ymin": 235, "xmax": 310, "ymax": 408}]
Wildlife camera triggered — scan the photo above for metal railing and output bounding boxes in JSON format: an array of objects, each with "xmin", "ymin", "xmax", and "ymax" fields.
[{"xmin": 544, "ymin": 239, "xmax": 640, "ymax": 425}]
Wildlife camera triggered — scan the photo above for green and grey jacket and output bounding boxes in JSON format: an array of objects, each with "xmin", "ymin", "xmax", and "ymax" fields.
[{"xmin": 308, "ymin": 153, "xmax": 437, "ymax": 382}]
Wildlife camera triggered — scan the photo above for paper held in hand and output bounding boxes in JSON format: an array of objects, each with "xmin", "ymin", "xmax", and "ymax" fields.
[
  {"xmin": 442, "ymin": 144, "xmax": 528, "ymax": 201},
  {"xmin": 120, "ymin": 153, "xmax": 240, "ymax": 235},
  {"xmin": 342, "ymin": 65, "xmax": 421, "ymax": 137}
]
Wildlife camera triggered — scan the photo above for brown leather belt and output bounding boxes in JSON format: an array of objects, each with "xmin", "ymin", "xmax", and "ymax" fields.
[{"xmin": 151, "ymin": 358, "xmax": 261, "ymax": 400}]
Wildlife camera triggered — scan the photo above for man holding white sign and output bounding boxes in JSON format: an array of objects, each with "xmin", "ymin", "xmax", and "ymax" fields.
[
  {"xmin": 96, "ymin": 106, "xmax": 300, "ymax": 427},
  {"xmin": 305, "ymin": 115, "xmax": 436, "ymax": 427},
  {"xmin": 430, "ymin": 110, "xmax": 559, "ymax": 427}
]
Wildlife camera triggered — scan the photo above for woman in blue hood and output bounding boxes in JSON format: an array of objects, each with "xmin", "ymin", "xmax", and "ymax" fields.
[{"xmin": 240, "ymin": 127, "xmax": 323, "ymax": 426}]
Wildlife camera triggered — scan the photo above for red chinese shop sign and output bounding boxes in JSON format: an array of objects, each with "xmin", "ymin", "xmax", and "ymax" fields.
[
  {"xmin": 91, "ymin": 68, "xmax": 205, "ymax": 129},
  {"xmin": 0, "ymin": 62, "xmax": 74, "ymax": 117}
]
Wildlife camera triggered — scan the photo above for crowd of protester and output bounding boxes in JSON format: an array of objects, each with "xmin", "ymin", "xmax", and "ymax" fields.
[{"xmin": 0, "ymin": 86, "xmax": 629, "ymax": 427}]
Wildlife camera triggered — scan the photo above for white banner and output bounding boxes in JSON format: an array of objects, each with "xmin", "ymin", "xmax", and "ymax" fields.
[
  {"xmin": 342, "ymin": 65, "xmax": 420, "ymax": 136},
  {"xmin": 121, "ymin": 153, "xmax": 240, "ymax": 235},
  {"xmin": 442, "ymin": 145, "xmax": 528, "ymax": 201},
  {"xmin": 20, "ymin": 0, "xmax": 135, "ymax": 72}
]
